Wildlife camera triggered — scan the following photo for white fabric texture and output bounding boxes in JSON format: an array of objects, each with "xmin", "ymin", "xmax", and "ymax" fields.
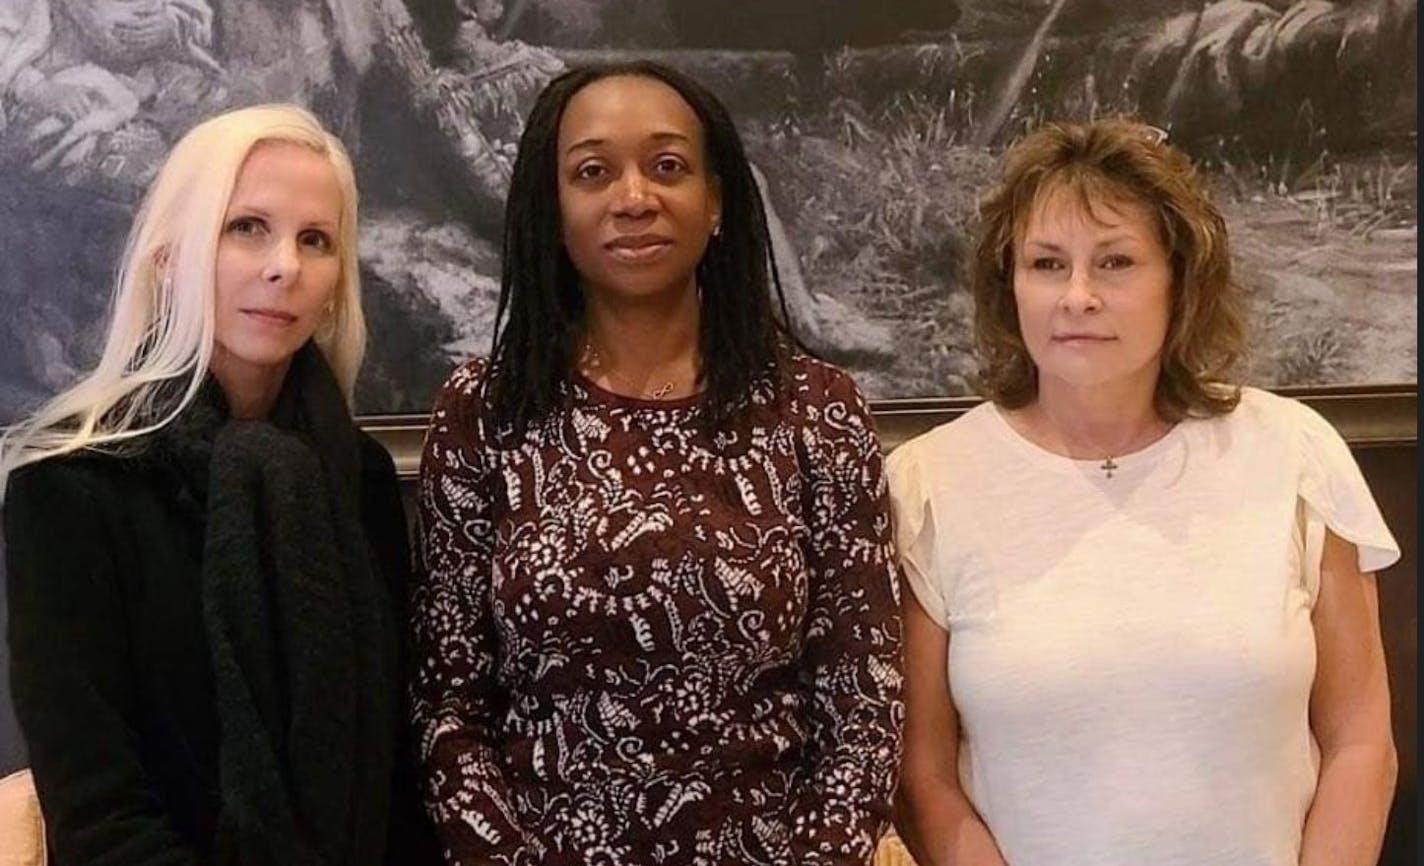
[{"xmin": 885, "ymin": 386, "xmax": 1399, "ymax": 866}]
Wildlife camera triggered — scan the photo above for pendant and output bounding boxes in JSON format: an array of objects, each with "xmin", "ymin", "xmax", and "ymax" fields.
[
  {"xmin": 649, "ymin": 381, "xmax": 674, "ymax": 399},
  {"xmin": 1100, "ymin": 456, "xmax": 1118, "ymax": 478}
]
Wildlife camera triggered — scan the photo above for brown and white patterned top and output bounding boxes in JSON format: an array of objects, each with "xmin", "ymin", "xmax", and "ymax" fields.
[{"xmin": 411, "ymin": 354, "xmax": 903, "ymax": 866}]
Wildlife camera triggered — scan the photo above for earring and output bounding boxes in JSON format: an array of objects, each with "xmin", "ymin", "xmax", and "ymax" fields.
[
  {"xmin": 315, "ymin": 303, "xmax": 337, "ymax": 341},
  {"xmin": 711, "ymin": 220, "xmax": 722, "ymax": 238}
]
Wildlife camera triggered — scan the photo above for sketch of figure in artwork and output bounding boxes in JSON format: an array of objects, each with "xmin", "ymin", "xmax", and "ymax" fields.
[
  {"xmin": 0, "ymin": 0, "xmax": 227, "ymax": 190},
  {"xmin": 0, "ymin": 0, "xmax": 377, "ymax": 416},
  {"xmin": 0, "ymin": 0, "xmax": 1414, "ymax": 421},
  {"xmin": 446, "ymin": 0, "xmax": 563, "ymax": 162}
]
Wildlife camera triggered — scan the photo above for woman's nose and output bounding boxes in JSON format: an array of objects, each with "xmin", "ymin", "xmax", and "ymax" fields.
[
  {"xmin": 1059, "ymin": 270, "xmax": 1102, "ymax": 313},
  {"xmin": 260, "ymin": 238, "xmax": 300, "ymax": 286},
  {"xmin": 611, "ymin": 170, "xmax": 657, "ymax": 218}
]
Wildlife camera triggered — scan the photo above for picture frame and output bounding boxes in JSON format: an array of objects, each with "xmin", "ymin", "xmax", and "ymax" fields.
[
  {"xmin": 361, "ymin": 383, "xmax": 1419, "ymax": 478},
  {"xmin": 0, "ymin": 0, "xmax": 1414, "ymax": 433}
]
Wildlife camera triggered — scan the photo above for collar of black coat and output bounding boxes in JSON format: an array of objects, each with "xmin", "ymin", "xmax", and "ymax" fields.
[{"xmin": 146, "ymin": 341, "xmax": 358, "ymax": 515}]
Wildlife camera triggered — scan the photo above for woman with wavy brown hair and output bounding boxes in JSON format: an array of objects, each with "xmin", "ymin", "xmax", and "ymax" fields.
[{"xmin": 888, "ymin": 117, "xmax": 1399, "ymax": 866}]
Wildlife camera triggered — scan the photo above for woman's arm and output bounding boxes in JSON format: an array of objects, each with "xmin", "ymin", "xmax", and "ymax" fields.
[
  {"xmin": 788, "ymin": 371, "xmax": 904, "ymax": 866},
  {"xmin": 895, "ymin": 592, "xmax": 1007, "ymax": 866},
  {"xmin": 1299, "ymin": 528, "xmax": 1397, "ymax": 866},
  {"xmin": 356, "ymin": 437, "xmax": 443, "ymax": 865},
  {"xmin": 4, "ymin": 463, "xmax": 200, "ymax": 866},
  {"xmin": 408, "ymin": 365, "xmax": 543, "ymax": 865}
]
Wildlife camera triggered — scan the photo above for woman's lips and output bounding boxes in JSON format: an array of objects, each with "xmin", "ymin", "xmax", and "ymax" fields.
[
  {"xmin": 1052, "ymin": 334, "xmax": 1115, "ymax": 344},
  {"xmin": 605, "ymin": 235, "xmax": 673, "ymax": 263},
  {"xmin": 241, "ymin": 308, "xmax": 298, "ymax": 326}
]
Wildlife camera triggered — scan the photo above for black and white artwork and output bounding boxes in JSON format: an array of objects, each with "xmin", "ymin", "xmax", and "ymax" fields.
[{"xmin": 0, "ymin": 0, "xmax": 1415, "ymax": 421}]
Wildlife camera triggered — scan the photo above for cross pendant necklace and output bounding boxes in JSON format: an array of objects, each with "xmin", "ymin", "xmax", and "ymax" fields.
[{"xmin": 1100, "ymin": 456, "xmax": 1119, "ymax": 478}]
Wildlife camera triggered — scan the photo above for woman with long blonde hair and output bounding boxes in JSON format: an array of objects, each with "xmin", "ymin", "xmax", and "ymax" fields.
[{"xmin": 1, "ymin": 103, "xmax": 437, "ymax": 864}]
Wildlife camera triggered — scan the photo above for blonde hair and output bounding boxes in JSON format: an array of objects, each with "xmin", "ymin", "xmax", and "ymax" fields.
[
  {"xmin": 0, "ymin": 103, "xmax": 365, "ymax": 495},
  {"xmin": 972, "ymin": 116, "xmax": 1246, "ymax": 421}
]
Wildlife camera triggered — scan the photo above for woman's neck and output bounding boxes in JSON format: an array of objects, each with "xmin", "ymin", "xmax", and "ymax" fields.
[
  {"xmin": 209, "ymin": 350, "xmax": 290, "ymax": 420},
  {"xmin": 579, "ymin": 284, "xmax": 701, "ymax": 397},
  {"xmin": 1013, "ymin": 376, "xmax": 1169, "ymax": 460}
]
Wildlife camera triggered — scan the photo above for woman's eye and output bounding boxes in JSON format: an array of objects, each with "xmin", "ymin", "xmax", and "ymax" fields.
[
  {"xmin": 225, "ymin": 216, "xmax": 265, "ymax": 236},
  {"xmin": 300, "ymin": 230, "xmax": 334, "ymax": 252},
  {"xmin": 574, "ymin": 162, "xmax": 607, "ymax": 181},
  {"xmin": 1101, "ymin": 254, "xmax": 1134, "ymax": 270},
  {"xmin": 653, "ymin": 156, "xmax": 688, "ymax": 176},
  {"xmin": 1030, "ymin": 257, "xmax": 1064, "ymax": 271}
]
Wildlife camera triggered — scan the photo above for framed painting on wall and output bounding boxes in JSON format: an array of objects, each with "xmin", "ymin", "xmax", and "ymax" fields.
[{"xmin": 0, "ymin": 0, "xmax": 1414, "ymax": 457}]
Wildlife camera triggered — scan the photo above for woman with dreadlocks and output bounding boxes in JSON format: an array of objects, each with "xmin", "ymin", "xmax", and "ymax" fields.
[{"xmin": 409, "ymin": 61, "xmax": 903, "ymax": 866}]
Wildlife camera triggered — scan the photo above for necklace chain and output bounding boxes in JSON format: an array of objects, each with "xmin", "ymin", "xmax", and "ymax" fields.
[
  {"xmin": 579, "ymin": 343, "xmax": 679, "ymax": 400},
  {"xmin": 1027, "ymin": 409, "xmax": 1171, "ymax": 480}
]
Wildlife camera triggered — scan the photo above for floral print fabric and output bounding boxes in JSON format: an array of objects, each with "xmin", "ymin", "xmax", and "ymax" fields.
[{"xmin": 412, "ymin": 355, "xmax": 902, "ymax": 866}]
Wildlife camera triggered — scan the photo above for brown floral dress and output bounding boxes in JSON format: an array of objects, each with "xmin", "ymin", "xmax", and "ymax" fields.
[{"xmin": 411, "ymin": 355, "xmax": 903, "ymax": 866}]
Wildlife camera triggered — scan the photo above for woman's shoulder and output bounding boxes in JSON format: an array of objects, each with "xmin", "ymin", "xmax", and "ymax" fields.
[
  {"xmin": 888, "ymin": 401, "xmax": 1000, "ymax": 465},
  {"xmin": 3, "ymin": 450, "xmax": 148, "ymax": 536},
  {"xmin": 784, "ymin": 352, "xmax": 855, "ymax": 390},
  {"xmin": 356, "ymin": 428, "xmax": 397, "ymax": 470},
  {"xmin": 780, "ymin": 353, "xmax": 876, "ymax": 413},
  {"xmin": 882, "ymin": 402, "xmax": 1003, "ymax": 505},
  {"xmin": 426, "ymin": 355, "xmax": 495, "ymax": 426},
  {"xmin": 7, "ymin": 449, "xmax": 140, "ymax": 500},
  {"xmin": 1203, "ymin": 385, "xmax": 1332, "ymax": 444},
  {"xmin": 439, "ymin": 356, "xmax": 493, "ymax": 395},
  {"xmin": 775, "ymin": 355, "xmax": 886, "ymax": 453}
]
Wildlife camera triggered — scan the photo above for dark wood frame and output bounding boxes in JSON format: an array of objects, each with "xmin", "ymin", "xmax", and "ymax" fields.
[{"xmin": 359, "ymin": 384, "xmax": 1417, "ymax": 478}]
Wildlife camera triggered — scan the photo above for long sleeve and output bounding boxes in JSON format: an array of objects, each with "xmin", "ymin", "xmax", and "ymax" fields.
[
  {"xmin": 788, "ymin": 370, "xmax": 905, "ymax": 865},
  {"xmin": 409, "ymin": 363, "xmax": 543, "ymax": 864},
  {"xmin": 357, "ymin": 436, "xmax": 443, "ymax": 865},
  {"xmin": 3, "ymin": 462, "xmax": 200, "ymax": 866}
]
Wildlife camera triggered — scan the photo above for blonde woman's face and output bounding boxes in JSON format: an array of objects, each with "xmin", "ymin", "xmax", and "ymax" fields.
[
  {"xmin": 1012, "ymin": 188, "xmax": 1172, "ymax": 396},
  {"xmin": 211, "ymin": 142, "xmax": 342, "ymax": 390}
]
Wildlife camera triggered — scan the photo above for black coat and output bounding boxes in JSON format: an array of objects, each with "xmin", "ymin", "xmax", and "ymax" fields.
[{"xmin": 3, "ymin": 434, "xmax": 439, "ymax": 866}]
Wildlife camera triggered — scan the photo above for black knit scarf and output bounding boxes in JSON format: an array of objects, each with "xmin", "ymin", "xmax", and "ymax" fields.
[{"xmin": 162, "ymin": 344, "xmax": 395, "ymax": 866}]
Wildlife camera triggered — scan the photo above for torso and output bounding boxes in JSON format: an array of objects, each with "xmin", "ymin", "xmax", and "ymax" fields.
[
  {"xmin": 4, "ymin": 430, "xmax": 408, "ymax": 862},
  {"xmin": 888, "ymin": 388, "xmax": 1333, "ymax": 866},
  {"xmin": 425, "ymin": 354, "xmax": 893, "ymax": 864}
]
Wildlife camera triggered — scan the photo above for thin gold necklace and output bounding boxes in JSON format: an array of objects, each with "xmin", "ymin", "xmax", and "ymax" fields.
[{"xmin": 579, "ymin": 343, "xmax": 679, "ymax": 400}]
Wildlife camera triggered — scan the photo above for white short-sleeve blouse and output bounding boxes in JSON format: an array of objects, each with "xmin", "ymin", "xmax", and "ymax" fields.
[{"xmin": 886, "ymin": 387, "xmax": 1399, "ymax": 866}]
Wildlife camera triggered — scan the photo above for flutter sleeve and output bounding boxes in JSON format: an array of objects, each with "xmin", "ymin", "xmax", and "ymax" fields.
[
  {"xmin": 1292, "ymin": 398, "xmax": 1400, "ymax": 597},
  {"xmin": 884, "ymin": 440, "xmax": 950, "ymax": 631}
]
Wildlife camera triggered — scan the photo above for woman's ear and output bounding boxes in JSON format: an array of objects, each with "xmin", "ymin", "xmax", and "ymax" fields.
[{"xmin": 708, "ymin": 172, "xmax": 722, "ymax": 236}]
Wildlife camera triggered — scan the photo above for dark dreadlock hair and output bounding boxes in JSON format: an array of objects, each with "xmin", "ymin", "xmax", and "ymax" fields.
[{"xmin": 485, "ymin": 60, "xmax": 797, "ymax": 440}]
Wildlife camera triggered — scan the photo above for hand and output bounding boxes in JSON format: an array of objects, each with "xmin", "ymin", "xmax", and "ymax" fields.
[
  {"xmin": 14, "ymin": 77, "xmax": 95, "ymax": 125},
  {"xmin": 21, "ymin": 64, "xmax": 140, "ymax": 171},
  {"xmin": 110, "ymin": 6, "xmax": 177, "ymax": 55},
  {"xmin": 169, "ymin": 0, "xmax": 217, "ymax": 46}
]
